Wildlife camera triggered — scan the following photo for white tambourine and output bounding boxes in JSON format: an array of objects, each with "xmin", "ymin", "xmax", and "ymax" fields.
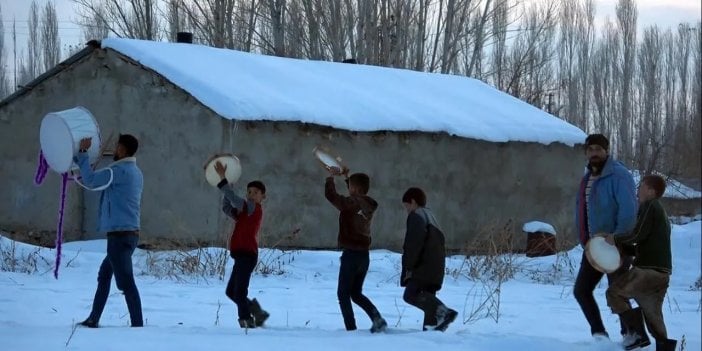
[
  {"xmin": 585, "ymin": 235, "xmax": 622, "ymax": 273},
  {"xmin": 313, "ymin": 146, "xmax": 344, "ymax": 170},
  {"xmin": 204, "ymin": 154, "xmax": 242, "ymax": 187}
]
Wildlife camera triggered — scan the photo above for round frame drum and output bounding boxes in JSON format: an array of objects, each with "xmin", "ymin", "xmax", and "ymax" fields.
[
  {"xmin": 39, "ymin": 106, "xmax": 101, "ymax": 173},
  {"xmin": 204, "ymin": 154, "xmax": 242, "ymax": 187},
  {"xmin": 313, "ymin": 146, "xmax": 343, "ymax": 170},
  {"xmin": 585, "ymin": 236, "xmax": 622, "ymax": 273}
]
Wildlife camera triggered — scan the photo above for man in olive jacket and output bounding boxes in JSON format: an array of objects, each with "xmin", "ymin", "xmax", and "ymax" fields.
[
  {"xmin": 400, "ymin": 187, "xmax": 457, "ymax": 332},
  {"xmin": 604, "ymin": 175, "xmax": 677, "ymax": 351}
]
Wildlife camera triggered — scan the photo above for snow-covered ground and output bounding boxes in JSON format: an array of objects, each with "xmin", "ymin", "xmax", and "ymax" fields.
[{"xmin": 1, "ymin": 222, "xmax": 700, "ymax": 351}]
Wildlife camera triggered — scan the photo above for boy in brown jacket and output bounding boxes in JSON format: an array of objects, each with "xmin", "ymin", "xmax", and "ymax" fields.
[
  {"xmin": 603, "ymin": 175, "xmax": 676, "ymax": 351},
  {"xmin": 325, "ymin": 166, "xmax": 387, "ymax": 333}
]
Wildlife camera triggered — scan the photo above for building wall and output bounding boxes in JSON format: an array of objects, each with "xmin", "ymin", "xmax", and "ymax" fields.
[{"xmin": 0, "ymin": 49, "xmax": 585, "ymax": 252}]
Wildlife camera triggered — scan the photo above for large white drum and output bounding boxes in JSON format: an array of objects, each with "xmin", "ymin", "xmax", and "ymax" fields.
[
  {"xmin": 39, "ymin": 107, "xmax": 101, "ymax": 173},
  {"xmin": 586, "ymin": 235, "xmax": 622, "ymax": 273},
  {"xmin": 204, "ymin": 154, "xmax": 242, "ymax": 187}
]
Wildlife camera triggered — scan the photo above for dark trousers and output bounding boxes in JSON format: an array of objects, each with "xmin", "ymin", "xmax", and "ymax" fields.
[
  {"xmin": 88, "ymin": 232, "xmax": 143, "ymax": 326},
  {"xmin": 225, "ymin": 252, "xmax": 258, "ymax": 320},
  {"xmin": 337, "ymin": 249, "xmax": 380, "ymax": 330},
  {"xmin": 403, "ymin": 280, "xmax": 445, "ymax": 327},
  {"xmin": 574, "ymin": 252, "xmax": 632, "ymax": 335}
]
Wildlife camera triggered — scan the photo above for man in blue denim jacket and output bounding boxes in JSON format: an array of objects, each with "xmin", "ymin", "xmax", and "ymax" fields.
[
  {"xmin": 75, "ymin": 134, "xmax": 144, "ymax": 328},
  {"xmin": 574, "ymin": 134, "xmax": 637, "ymax": 340}
]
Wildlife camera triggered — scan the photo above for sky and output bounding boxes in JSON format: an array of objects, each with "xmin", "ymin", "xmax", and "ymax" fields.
[{"xmin": 0, "ymin": 0, "xmax": 700, "ymax": 85}]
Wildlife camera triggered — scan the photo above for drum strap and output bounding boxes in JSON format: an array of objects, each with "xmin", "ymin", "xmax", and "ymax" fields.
[{"xmin": 71, "ymin": 168, "xmax": 114, "ymax": 191}]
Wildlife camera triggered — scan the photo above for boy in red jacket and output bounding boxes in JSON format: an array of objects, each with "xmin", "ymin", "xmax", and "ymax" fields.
[{"xmin": 215, "ymin": 161, "xmax": 269, "ymax": 328}]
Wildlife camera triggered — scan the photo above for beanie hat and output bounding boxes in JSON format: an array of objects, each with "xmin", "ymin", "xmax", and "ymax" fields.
[{"xmin": 585, "ymin": 134, "xmax": 609, "ymax": 151}]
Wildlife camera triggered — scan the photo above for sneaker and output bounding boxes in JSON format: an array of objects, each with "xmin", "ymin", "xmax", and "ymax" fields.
[
  {"xmin": 238, "ymin": 317, "xmax": 256, "ymax": 329},
  {"xmin": 370, "ymin": 317, "xmax": 387, "ymax": 333},
  {"xmin": 435, "ymin": 306, "xmax": 458, "ymax": 332},
  {"xmin": 592, "ymin": 332, "xmax": 610, "ymax": 340},
  {"xmin": 78, "ymin": 318, "xmax": 98, "ymax": 328}
]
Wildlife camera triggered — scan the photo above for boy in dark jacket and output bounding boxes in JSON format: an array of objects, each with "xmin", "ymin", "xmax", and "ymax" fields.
[
  {"xmin": 603, "ymin": 175, "xmax": 676, "ymax": 351},
  {"xmin": 215, "ymin": 161, "xmax": 270, "ymax": 329},
  {"xmin": 325, "ymin": 166, "xmax": 387, "ymax": 333},
  {"xmin": 401, "ymin": 187, "xmax": 458, "ymax": 331}
]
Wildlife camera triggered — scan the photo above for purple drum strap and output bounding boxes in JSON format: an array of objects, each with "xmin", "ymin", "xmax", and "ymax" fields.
[
  {"xmin": 54, "ymin": 172, "xmax": 69, "ymax": 279},
  {"xmin": 34, "ymin": 150, "xmax": 49, "ymax": 186}
]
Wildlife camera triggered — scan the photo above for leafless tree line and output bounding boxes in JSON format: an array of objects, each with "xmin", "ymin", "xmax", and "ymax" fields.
[
  {"xmin": 0, "ymin": 0, "xmax": 699, "ymax": 180},
  {"xmin": 0, "ymin": 1, "xmax": 61, "ymax": 90}
]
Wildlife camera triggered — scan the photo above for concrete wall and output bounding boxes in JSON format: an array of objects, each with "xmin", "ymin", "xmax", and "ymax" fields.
[{"xmin": 0, "ymin": 48, "xmax": 585, "ymax": 252}]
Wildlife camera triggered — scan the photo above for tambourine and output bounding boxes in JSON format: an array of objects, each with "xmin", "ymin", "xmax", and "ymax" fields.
[
  {"xmin": 203, "ymin": 153, "xmax": 242, "ymax": 187},
  {"xmin": 313, "ymin": 146, "xmax": 344, "ymax": 171},
  {"xmin": 585, "ymin": 235, "xmax": 622, "ymax": 273}
]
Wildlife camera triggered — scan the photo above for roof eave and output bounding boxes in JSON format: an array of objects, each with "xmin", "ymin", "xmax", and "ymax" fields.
[{"xmin": 0, "ymin": 40, "xmax": 101, "ymax": 109}]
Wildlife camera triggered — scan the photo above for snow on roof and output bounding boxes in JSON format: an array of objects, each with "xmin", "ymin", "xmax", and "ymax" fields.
[
  {"xmin": 631, "ymin": 171, "xmax": 702, "ymax": 199},
  {"xmin": 522, "ymin": 221, "xmax": 557, "ymax": 235},
  {"xmin": 101, "ymin": 38, "xmax": 587, "ymax": 146}
]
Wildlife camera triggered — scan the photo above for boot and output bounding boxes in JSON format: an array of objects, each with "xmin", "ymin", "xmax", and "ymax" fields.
[
  {"xmin": 435, "ymin": 305, "xmax": 458, "ymax": 332},
  {"xmin": 238, "ymin": 316, "xmax": 256, "ymax": 329},
  {"xmin": 248, "ymin": 298, "xmax": 270, "ymax": 327},
  {"xmin": 78, "ymin": 318, "xmax": 98, "ymax": 328},
  {"xmin": 423, "ymin": 308, "xmax": 438, "ymax": 331},
  {"xmin": 620, "ymin": 308, "xmax": 651, "ymax": 350},
  {"xmin": 655, "ymin": 339, "xmax": 677, "ymax": 351},
  {"xmin": 370, "ymin": 315, "xmax": 387, "ymax": 333}
]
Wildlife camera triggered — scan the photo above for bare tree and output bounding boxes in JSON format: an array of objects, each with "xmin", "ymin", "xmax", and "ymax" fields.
[
  {"xmin": 79, "ymin": 4, "xmax": 110, "ymax": 41},
  {"xmin": 615, "ymin": 0, "xmax": 637, "ymax": 163},
  {"xmin": 558, "ymin": 0, "xmax": 582, "ymax": 125},
  {"xmin": 556, "ymin": 0, "xmax": 596, "ymax": 129},
  {"xmin": 264, "ymin": 0, "xmax": 287, "ymax": 56},
  {"xmin": 411, "ymin": 0, "xmax": 430, "ymax": 71},
  {"xmin": 74, "ymin": 0, "xmax": 161, "ymax": 40},
  {"xmin": 502, "ymin": 2, "xmax": 558, "ymax": 103},
  {"xmin": 590, "ymin": 19, "xmax": 620, "ymax": 137},
  {"xmin": 27, "ymin": 0, "xmax": 41, "ymax": 79},
  {"xmin": 634, "ymin": 26, "xmax": 663, "ymax": 173},
  {"xmin": 178, "ymin": 0, "xmax": 261, "ymax": 50},
  {"xmin": 23, "ymin": 0, "xmax": 696, "ymax": 182},
  {"xmin": 686, "ymin": 23, "xmax": 701, "ymax": 178},
  {"xmin": 0, "ymin": 3, "xmax": 9, "ymax": 98},
  {"xmin": 41, "ymin": 1, "xmax": 61, "ymax": 72},
  {"xmin": 17, "ymin": 51, "xmax": 33, "ymax": 86},
  {"xmin": 163, "ymin": 0, "xmax": 191, "ymax": 42},
  {"xmin": 576, "ymin": 0, "xmax": 595, "ymax": 129},
  {"xmin": 0, "ymin": 13, "xmax": 9, "ymax": 98},
  {"xmin": 489, "ymin": 0, "xmax": 509, "ymax": 90}
]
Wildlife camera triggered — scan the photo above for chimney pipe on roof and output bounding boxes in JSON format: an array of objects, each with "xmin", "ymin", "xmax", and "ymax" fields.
[{"xmin": 176, "ymin": 32, "xmax": 193, "ymax": 44}]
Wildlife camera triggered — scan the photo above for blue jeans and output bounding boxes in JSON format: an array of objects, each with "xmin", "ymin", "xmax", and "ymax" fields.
[
  {"xmin": 225, "ymin": 252, "xmax": 258, "ymax": 320},
  {"xmin": 337, "ymin": 249, "xmax": 381, "ymax": 330},
  {"xmin": 87, "ymin": 232, "xmax": 143, "ymax": 326}
]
